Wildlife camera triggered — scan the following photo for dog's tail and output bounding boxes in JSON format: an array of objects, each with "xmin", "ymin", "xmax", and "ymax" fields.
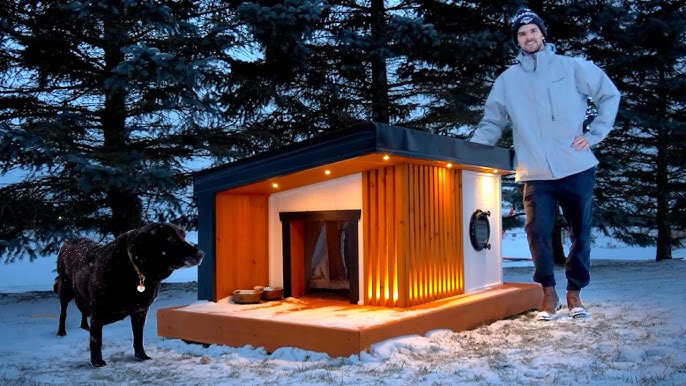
[{"xmin": 53, "ymin": 276, "xmax": 60, "ymax": 294}]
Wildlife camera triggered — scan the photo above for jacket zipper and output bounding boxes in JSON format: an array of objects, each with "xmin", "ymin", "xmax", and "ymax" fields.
[{"xmin": 547, "ymin": 89, "xmax": 556, "ymax": 121}]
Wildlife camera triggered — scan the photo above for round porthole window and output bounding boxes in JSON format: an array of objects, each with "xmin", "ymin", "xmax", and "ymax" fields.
[{"xmin": 469, "ymin": 209, "xmax": 491, "ymax": 251}]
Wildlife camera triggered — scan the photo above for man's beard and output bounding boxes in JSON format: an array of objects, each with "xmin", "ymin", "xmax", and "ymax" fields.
[{"xmin": 522, "ymin": 40, "xmax": 544, "ymax": 54}]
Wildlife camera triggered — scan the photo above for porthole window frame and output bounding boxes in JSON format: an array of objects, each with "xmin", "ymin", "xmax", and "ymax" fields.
[{"xmin": 469, "ymin": 209, "xmax": 491, "ymax": 251}]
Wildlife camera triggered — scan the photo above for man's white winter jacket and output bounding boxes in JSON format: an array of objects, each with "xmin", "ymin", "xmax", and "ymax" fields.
[{"xmin": 471, "ymin": 44, "xmax": 620, "ymax": 181}]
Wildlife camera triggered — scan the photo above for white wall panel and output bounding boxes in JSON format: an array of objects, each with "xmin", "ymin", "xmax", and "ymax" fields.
[
  {"xmin": 267, "ymin": 174, "xmax": 364, "ymax": 293},
  {"xmin": 461, "ymin": 170, "xmax": 503, "ymax": 292}
]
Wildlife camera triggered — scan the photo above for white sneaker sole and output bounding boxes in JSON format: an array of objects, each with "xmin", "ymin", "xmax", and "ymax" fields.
[
  {"xmin": 536, "ymin": 311, "xmax": 557, "ymax": 321},
  {"xmin": 536, "ymin": 303, "xmax": 562, "ymax": 321},
  {"xmin": 569, "ymin": 307, "xmax": 591, "ymax": 319}
]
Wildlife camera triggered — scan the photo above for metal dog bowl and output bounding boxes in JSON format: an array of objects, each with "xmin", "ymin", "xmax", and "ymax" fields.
[
  {"xmin": 232, "ymin": 289, "xmax": 262, "ymax": 304},
  {"xmin": 260, "ymin": 286, "xmax": 283, "ymax": 301}
]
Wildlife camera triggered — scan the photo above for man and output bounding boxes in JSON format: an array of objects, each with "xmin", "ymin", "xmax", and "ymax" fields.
[{"xmin": 470, "ymin": 8, "xmax": 620, "ymax": 320}]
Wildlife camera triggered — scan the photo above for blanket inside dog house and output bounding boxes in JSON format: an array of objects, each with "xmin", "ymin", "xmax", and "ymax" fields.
[{"xmin": 157, "ymin": 122, "xmax": 541, "ymax": 356}]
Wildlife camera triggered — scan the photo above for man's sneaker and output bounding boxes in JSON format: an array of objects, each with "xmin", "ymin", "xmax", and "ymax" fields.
[
  {"xmin": 567, "ymin": 290, "xmax": 591, "ymax": 319},
  {"xmin": 536, "ymin": 286, "xmax": 561, "ymax": 321}
]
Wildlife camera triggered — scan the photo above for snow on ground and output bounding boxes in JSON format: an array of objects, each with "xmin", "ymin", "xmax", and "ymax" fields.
[
  {"xmin": 2, "ymin": 229, "xmax": 680, "ymax": 293},
  {"xmin": 1, "ymin": 231, "xmax": 685, "ymax": 385}
]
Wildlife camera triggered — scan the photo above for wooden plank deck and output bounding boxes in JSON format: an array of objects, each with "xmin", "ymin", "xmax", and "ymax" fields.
[{"xmin": 157, "ymin": 282, "xmax": 541, "ymax": 358}]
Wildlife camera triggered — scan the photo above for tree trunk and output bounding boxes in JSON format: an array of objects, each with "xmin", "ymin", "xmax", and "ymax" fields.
[
  {"xmin": 655, "ymin": 68, "xmax": 672, "ymax": 261},
  {"xmin": 102, "ymin": 20, "xmax": 142, "ymax": 236},
  {"xmin": 369, "ymin": 0, "xmax": 389, "ymax": 124}
]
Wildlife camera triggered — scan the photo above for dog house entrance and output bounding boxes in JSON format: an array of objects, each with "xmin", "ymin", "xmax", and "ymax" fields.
[{"xmin": 280, "ymin": 210, "xmax": 360, "ymax": 304}]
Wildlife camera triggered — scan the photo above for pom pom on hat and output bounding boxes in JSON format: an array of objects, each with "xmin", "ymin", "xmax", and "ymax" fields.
[{"xmin": 511, "ymin": 7, "xmax": 547, "ymax": 42}]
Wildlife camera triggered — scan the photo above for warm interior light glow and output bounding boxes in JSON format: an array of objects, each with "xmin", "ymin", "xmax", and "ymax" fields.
[
  {"xmin": 478, "ymin": 174, "xmax": 496, "ymax": 201},
  {"xmin": 382, "ymin": 155, "xmax": 390, "ymax": 161},
  {"xmin": 446, "ymin": 163, "xmax": 453, "ymax": 168},
  {"xmin": 324, "ymin": 170, "xmax": 331, "ymax": 175},
  {"xmin": 271, "ymin": 183, "xmax": 279, "ymax": 189},
  {"xmin": 492, "ymin": 169, "xmax": 498, "ymax": 173}
]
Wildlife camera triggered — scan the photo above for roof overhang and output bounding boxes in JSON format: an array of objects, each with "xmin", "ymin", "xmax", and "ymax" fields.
[{"xmin": 193, "ymin": 122, "xmax": 514, "ymax": 196}]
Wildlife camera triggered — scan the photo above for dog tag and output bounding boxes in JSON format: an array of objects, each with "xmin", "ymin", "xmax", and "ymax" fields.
[{"xmin": 137, "ymin": 284, "xmax": 145, "ymax": 292}]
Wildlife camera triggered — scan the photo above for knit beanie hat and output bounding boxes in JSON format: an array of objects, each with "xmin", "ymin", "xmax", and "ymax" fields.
[{"xmin": 511, "ymin": 7, "xmax": 547, "ymax": 42}]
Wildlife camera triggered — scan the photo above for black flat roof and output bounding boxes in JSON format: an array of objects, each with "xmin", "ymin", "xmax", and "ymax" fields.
[{"xmin": 194, "ymin": 122, "xmax": 514, "ymax": 196}]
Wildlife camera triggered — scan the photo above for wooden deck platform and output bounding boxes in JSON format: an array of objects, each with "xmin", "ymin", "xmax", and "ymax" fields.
[{"xmin": 157, "ymin": 282, "xmax": 541, "ymax": 358}]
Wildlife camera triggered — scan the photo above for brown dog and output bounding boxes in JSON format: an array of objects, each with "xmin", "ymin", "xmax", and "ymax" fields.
[{"xmin": 54, "ymin": 223, "xmax": 204, "ymax": 367}]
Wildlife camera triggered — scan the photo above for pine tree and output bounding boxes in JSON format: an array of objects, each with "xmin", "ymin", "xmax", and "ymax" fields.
[
  {"xmin": 410, "ymin": 0, "xmax": 519, "ymax": 135},
  {"xmin": 589, "ymin": 0, "xmax": 686, "ymax": 260},
  {"xmin": 213, "ymin": 0, "xmax": 446, "ymax": 141},
  {"xmin": 0, "ymin": 0, "xmax": 235, "ymax": 260},
  {"xmin": 206, "ymin": 0, "xmax": 342, "ymax": 145}
]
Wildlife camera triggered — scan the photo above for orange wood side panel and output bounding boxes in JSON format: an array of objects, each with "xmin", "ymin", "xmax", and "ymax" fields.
[
  {"xmin": 290, "ymin": 220, "xmax": 306, "ymax": 297},
  {"xmin": 215, "ymin": 193, "xmax": 269, "ymax": 300}
]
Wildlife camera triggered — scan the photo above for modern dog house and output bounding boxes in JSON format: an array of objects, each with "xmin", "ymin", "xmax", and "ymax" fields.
[{"xmin": 157, "ymin": 123, "xmax": 541, "ymax": 356}]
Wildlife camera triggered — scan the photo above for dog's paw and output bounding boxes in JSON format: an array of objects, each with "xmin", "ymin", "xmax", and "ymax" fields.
[
  {"xmin": 90, "ymin": 359, "xmax": 107, "ymax": 367},
  {"xmin": 135, "ymin": 352, "xmax": 152, "ymax": 360}
]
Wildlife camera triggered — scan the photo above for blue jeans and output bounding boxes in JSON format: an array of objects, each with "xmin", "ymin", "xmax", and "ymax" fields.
[{"xmin": 523, "ymin": 167, "xmax": 595, "ymax": 291}]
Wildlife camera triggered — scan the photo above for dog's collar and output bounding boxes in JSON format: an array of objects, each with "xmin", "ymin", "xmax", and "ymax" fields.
[{"xmin": 127, "ymin": 250, "xmax": 146, "ymax": 293}]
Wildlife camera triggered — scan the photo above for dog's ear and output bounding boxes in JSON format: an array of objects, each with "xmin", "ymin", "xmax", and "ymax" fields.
[
  {"xmin": 144, "ymin": 223, "xmax": 181, "ymax": 238},
  {"xmin": 147, "ymin": 223, "xmax": 162, "ymax": 236}
]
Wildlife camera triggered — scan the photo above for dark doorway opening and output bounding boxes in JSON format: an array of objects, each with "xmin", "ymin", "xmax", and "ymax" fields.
[{"xmin": 280, "ymin": 210, "xmax": 360, "ymax": 304}]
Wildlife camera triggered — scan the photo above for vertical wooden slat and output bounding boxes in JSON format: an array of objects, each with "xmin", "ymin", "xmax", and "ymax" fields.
[
  {"xmin": 395, "ymin": 164, "xmax": 409, "ymax": 307},
  {"xmin": 415, "ymin": 165, "xmax": 422, "ymax": 303},
  {"xmin": 416, "ymin": 165, "xmax": 427, "ymax": 303},
  {"xmin": 426, "ymin": 166, "xmax": 433, "ymax": 300},
  {"xmin": 428, "ymin": 165, "xmax": 433, "ymax": 300},
  {"xmin": 385, "ymin": 167, "xmax": 396, "ymax": 306},
  {"xmin": 446, "ymin": 169, "xmax": 453, "ymax": 295},
  {"xmin": 429, "ymin": 167, "xmax": 439, "ymax": 300},
  {"xmin": 362, "ymin": 172, "xmax": 369, "ymax": 304},
  {"xmin": 455, "ymin": 170, "xmax": 464, "ymax": 294},
  {"xmin": 436, "ymin": 168, "xmax": 444, "ymax": 297},
  {"xmin": 421, "ymin": 165, "xmax": 429, "ymax": 303},
  {"xmin": 412, "ymin": 165, "xmax": 421, "ymax": 305},
  {"xmin": 449, "ymin": 169, "xmax": 457, "ymax": 294},
  {"xmin": 451, "ymin": 169, "xmax": 459, "ymax": 293},
  {"xmin": 443, "ymin": 169, "xmax": 448, "ymax": 295},
  {"xmin": 376, "ymin": 168, "xmax": 385, "ymax": 305},
  {"xmin": 367, "ymin": 170, "xmax": 378, "ymax": 305}
]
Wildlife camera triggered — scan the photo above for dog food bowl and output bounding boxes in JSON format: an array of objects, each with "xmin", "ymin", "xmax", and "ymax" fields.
[
  {"xmin": 232, "ymin": 289, "xmax": 262, "ymax": 304},
  {"xmin": 260, "ymin": 286, "xmax": 283, "ymax": 301}
]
